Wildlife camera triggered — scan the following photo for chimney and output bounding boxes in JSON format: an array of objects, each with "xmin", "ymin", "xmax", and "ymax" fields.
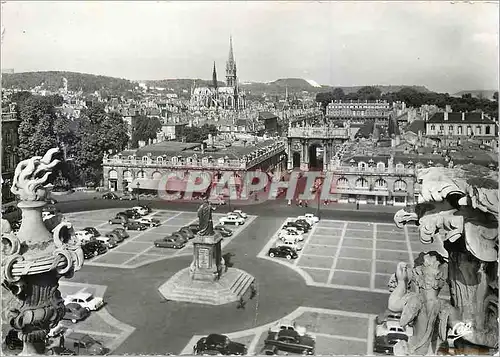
[
  {"xmin": 201, "ymin": 142, "xmax": 205, "ymax": 154},
  {"xmin": 425, "ymin": 112, "xmax": 429, "ymax": 122},
  {"xmin": 462, "ymin": 112, "xmax": 465, "ymax": 121},
  {"xmin": 444, "ymin": 112, "xmax": 448, "ymax": 121},
  {"xmin": 481, "ymin": 112, "xmax": 484, "ymax": 120}
]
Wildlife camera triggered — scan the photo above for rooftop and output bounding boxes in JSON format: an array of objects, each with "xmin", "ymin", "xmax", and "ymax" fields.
[{"xmin": 427, "ymin": 112, "xmax": 495, "ymax": 124}]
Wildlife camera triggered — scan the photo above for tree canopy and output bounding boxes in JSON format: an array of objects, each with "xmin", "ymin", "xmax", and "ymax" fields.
[
  {"xmin": 132, "ymin": 115, "xmax": 162, "ymax": 147},
  {"xmin": 183, "ymin": 124, "xmax": 218, "ymax": 143}
]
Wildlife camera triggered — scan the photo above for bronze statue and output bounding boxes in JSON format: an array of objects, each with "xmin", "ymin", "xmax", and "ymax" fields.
[{"xmin": 197, "ymin": 200, "xmax": 215, "ymax": 236}]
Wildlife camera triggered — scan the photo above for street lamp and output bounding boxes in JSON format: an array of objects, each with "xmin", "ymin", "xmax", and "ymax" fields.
[{"xmin": 136, "ymin": 182, "xmax": 140, "ymax": 204}]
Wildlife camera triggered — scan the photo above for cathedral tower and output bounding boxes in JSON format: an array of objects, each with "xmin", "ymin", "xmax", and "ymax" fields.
[{"xmin": 225, "ymin": 36, "xmax": 237, "ymax": 88}]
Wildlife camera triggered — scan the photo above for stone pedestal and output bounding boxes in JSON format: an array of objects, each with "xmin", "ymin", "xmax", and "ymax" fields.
[{"xmin": 190, "ymin": 234, "xmax": 224, "ymax": 282}]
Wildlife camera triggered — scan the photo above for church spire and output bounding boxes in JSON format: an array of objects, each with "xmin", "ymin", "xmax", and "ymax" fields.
[
  {"xmin": 228, "ymin": 35, "xmax": 234, "ymax": 63},
  {"xmin": 212, "ymin": 61, "xmax": 218, "ymax": 89},
  {"xmin": 226, "ymin": 35, "xmax": 237, "ymax": 88}
]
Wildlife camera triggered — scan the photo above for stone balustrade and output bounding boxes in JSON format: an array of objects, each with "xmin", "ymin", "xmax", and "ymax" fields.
[
  {"xmin": 327, "ymin": 164, "xmax": 415, "ymax": 175},
  {"xmin": 288, "ymin": 127, "xmax": 350, "ymax": 139}
]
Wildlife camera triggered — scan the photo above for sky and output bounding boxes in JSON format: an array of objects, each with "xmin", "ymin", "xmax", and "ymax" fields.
[{"xmin": 1, "ymin": 1, "xmax": 498, "ymax": 93}]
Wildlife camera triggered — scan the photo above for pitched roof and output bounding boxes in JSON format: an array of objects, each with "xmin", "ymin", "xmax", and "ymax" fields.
[
  {"xmin": 405, "ymin": 120, "xmax": 425, "ymax": 134},
  {"xmin": 427, "ymin": 112, "xmax": 495, "ymax": 124},
  {"xmin": 258, "ymin": 111, "xmax": 278, "ymax": 121}
]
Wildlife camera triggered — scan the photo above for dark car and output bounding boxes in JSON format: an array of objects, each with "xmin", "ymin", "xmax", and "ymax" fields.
[
  {"xmin": 62, "ymin": 303, "xmax": 91, "ymax": 323},
  {"xmin": 268, "ymin": 246, "xmax": 298, "ymax": 260},
  {"xmin": 294, "ymin": 219, "xmax": 311, "ymax": 231},
  {"xmin": 46, "ymin": 346, "xmax": 77, "ymax": 355},
  {"xmin": 105, "ymin": 228, "xmax": 129, "ymax": 243},
  {"xmin": 81, "ymin": 241, "xmax": 108, "ymax": 259},
  {"xmin": 183, "ymin": 223, "xmax": 200, "ymax": 234},
  {"xmin": 374, "ymin": 333, "xmax": 408, "ymax": 355},
  {"xmin": 154, "ymin": 237, "xmax": 186, "ymax": 249},
  {"xmin": 108, "ymin": 214, "xmax": 128, "ymax": 225},
  {"xmin": 177, "ymin": 227, "xmax": 195, "ymax": 240},
  {"xmin": 214, "ymin": 225, "xmax": 233, "ymax": 237},
  {"xmin": 46, "ymin": 198, "xmax": 58, "ymax": 205},
  {"xmin": 119, "ymin": 193, "xmax": 135, "ymax": 201},
  {"xmin": 138, "ymin": 204, "xmax": 152, "ymax": 214},
  {"xmin": 283, "ymin": 221, "xmax": 308, "ymax": 233},
  {"xmin": 101, "ymin": 192, "xmax": 119, "ymax": 200},
  {"xmin": 83, "ymin": 227, "xmax": 101, "ymax": 238},
  {"xmin": 194, "ymin": 334, "xmax": 247, "ymax": 356},
  {"xmin": 263, "ymin": 329, "xmax": 315, "ymax": 355},
  {"xmin": 123, "ymin": 209, "xmax": 141, "ymax": 219},
  {"xmin": 63, "ymin": 333, "xmax": 108, "ymax": 355},
  {"xmin": 123, "ymin": 221, "xmax": 148, "ymax": 231},
  {"xmin": 4, "ymin": 329, "xmax": 23, "ymax": 351}
]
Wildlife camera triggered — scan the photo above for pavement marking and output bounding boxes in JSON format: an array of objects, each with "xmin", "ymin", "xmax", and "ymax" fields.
[
  {"xmin": 120, "ymin": 213, "xmax": 183, "ymax": 265},
  {"xmin": 403, "ymin": 225, "xmax": 414, "ymax": 262},
  {"xmin": 247, "ymin": 331, "xmax": 263, "ymax": 355},
  {"xmin": 308, "ymin": 243, "xmax": 338, "ymax": 247},
  {"xmin": 366, "ymin": 315, "xmax": 376, "ymax": 355},
  {"xmin": 301, "ymin": 253, "xmax": 334, "ymax": 259},
  {"xmin": 293, "ymin": 224, "xmax": 319, "ymax": 266},
  {"xmin": 72, "ymin": 329, "xmax": 120, "ymax": 338},
  {"xmin": 314, "ymin": 332, "xmax": 367, "ymax": 342},
  {"xmin": 370, "ymin": 224, "xmax": 377, "ymax": 290},
  {"xmin": 327, "ymin": 222, "xmax": 348, "ymax": 284},
  {"xmin": 336, "ymin": 269, "xmax": 370, "ymax": 275}
]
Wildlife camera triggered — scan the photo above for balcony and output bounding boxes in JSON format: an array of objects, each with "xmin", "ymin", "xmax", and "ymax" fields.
[{"xmin": 288, "ymin": 127, "xmax": 350, "ymax": 139}]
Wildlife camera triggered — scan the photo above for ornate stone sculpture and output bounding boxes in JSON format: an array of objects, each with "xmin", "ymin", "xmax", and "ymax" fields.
[
  {"xmin": 197, "ymin": 199, "xmax": 215, "ymax": 236},
  {"xmin": 392, "ymin": 164, "xmax": 498, "ymax": 355},
  {"xmin": 1, "ymin": 148, "xmax": 84, "ymax": 355}
]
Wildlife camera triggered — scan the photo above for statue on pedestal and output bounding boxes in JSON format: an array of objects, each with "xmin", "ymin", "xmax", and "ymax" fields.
[
  {"xmin": 393, "ymin": 164, "xmax": 498, "ymax": 355},
  {"xmin": 1, "ymin": 148, "xmax": 84, "ymax": 355},
  {"xmin": 197, "ymin": 199, "xmax": 215, "ymax": 236}
]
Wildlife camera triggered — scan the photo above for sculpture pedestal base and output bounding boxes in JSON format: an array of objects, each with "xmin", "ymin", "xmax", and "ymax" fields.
[{"xmin": 158, "ymin": 267, "xmax": 255, "ymax": 305}]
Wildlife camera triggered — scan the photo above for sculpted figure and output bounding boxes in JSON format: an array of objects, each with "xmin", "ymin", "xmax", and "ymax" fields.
[
  {"xmin": 197, "ymin": 199, "xmax": 215, "ymax": 236},
  {"xmin": 393, "ymin": 164, "xmax": 498, "ymax": 354}
]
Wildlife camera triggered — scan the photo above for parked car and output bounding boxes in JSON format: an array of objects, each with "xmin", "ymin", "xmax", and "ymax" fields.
[
  {"xmin": 376, "ymin": 310, "xmax": 402, "ymax": 325},
  {"xmin": 294, "ymin": 219, "xmax": 311, "ymax": 231},
  {"xmin": 62, "ymin": 332, "xmax": 108, "ymax": 355},
  {"xmin": 136, "ymin": 217, "xmax": 161, "ymax": 227},
  {"xmin": 376, "ymin": 320, "xmax": 413, "ymax": 338},
  {"xmin": 10, "ymin": 219, "xmax": 21, "ymax": 232},
  {"xmin": 132, "ymin": 206, "xmax": 149, "ymax": 216},
  {"xmin": 46, "ymin": 346, "xmax": 77, "ymax": 356},
  {"xmin": 139, "ymin": 204, "xmax": 152, "ymax": 214},
  {"xmin": 48, "ymin": 322, "xmax": 67, "ymax": 338},
  {"xmin": 108, "ymin": 214, "xmax": 128, "ymax": 225},
  {"xmin": 95, "ymin": 236, "xmax": 117, "ymax": 249},
  {"xmin": 374, "ymin": 333, "xmax": 408, "ymax": 355},
  {"xmin": 269, "ymin": 319, "xmax": 309, "ymax": 337},
  {"xmin": 276, "ymin": 238, "xmax": 303, "ymax": 251},
  {"xmin": 183, "ymin": 223, "xmax": 200, "ymax": 234},
  {"xmin": 232, "ymin": 210, "xmax": 247, "ymax": 219},
  {"xmin": 81, "ymin": 241, "xmax": 108, "ymax": 259},
  {"xmin": 214, "ymin": 225, "xmax": 233, "ymax": 237},
  {"xmin": 297, "ymin": 215, "xmax": 316, "ymax": 226},
  {"xmin": 74, "ymin": 230, "xmax": 95, "ymax": 243},
  {"xmin": 208, "ymin": 197, "xmax": 226, "ymax": 205},
  {"xmin": 262, "ymin": 329, "xmax": 315, "ymax": 355},
  {"xmin": 119, "ymin": 193, "xmax": 135, "ymax": 201},
  {"xmin": 105, "ymin": 228, "xmax": 129, "ymax": 243},
  {"xmin": 83, "ymin": 227, "xmax": 101, "ymax": 238},
  {"xmin": 4, "ymin": 329, "xmax": 23, "ymax": 350},
  {"xmin": 176, "ymin": 227, "xmax": 194, "ymax": 240},
  {"xmin": 219, "ymin": 215, "xmax": 245, "ymax": 226},
  {"xmin": 46, "ymin": 198, "xmax": 58, "ymax": 205},
  {"xmin": 268, "ymin": 246, "xmax": 298, "ymax": 260},
  {"xmin": 278, "ymin": 229, "xmax": 304, "ymax": 242},
  {"xmin": 193, "ymin": 334, "xmax": 247, "ymax": 355},
  {"xmin": 123, "ymin": 209, "xmax": 141, "ymax": 219},
  {"xmin": 282, "ymin": 222, "xmax": 306, "ymax": 234},
  {"xmin": 65, "ymin": 292, "xmax": 104, "ymax": 311},
  {"xmin": 101, "ymin": 192, "xmax": 119, "ymax": 200},
  {"xmin": 62, "ymin": 303, "xmax": 91, "ymax": 323},
  {"xmin": 154, "ymin": 237, "xmax": 186, "ymax": 249},
  {"xmin": 123, "ymin": 221, "xmax": 148, "ymax": 231},
  {"xmin": 304, "ymin": 213, "xmax": 320, "ymax": 224}
]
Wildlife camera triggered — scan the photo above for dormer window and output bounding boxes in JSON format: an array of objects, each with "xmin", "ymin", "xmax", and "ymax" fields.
[
  {"xmin": 142, "ymin": 156, "xmax": 149, "ymax": 163},
  {"xmin": 395, "ymin": 163, "xmax": 404, "ymax": 171},
  {"xmin": 377, "ymin": 162, "xmax": 385, "ymax": 171},
  {"xmin": 157, "ymin": 157, "xmax": 163, "ymax": 164}
]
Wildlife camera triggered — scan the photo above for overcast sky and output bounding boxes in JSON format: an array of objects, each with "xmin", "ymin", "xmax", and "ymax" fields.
[{"xmin": 1, "ymin": 1, "xmax": 498, "ymax": 93}]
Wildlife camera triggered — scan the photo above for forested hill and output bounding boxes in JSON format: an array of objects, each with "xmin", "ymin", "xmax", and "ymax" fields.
[{"xmin": 2, "ymin": 71, "xmax": 135, "ymax": 93}]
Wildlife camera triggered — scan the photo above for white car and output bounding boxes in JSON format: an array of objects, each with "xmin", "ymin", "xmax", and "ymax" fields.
[
  {"xmin": 208, "ymin": 197, "xmax": 226, "ymax": 205},
  {"xmin": 276, "ymin": 239, "xmax": 303, "ymax": 251},
  {"xmin": 132, "ymin": 206, "xmax": 149, "ymax": 216},
  {"xmin": 232, "ymin": 210, "xmax": 247, "ymax": 219},
  {"xmin": 270, "ymin": 319, "xmax": 308, "ymax": 337},
  {"xmin": 278, "ymin": 229, "xmax": 304, "ymax": 242},
  {"xmin": 297, "ymin": 215, "xmax": 316, "ymax": 226},
  {"xmin": 304, "ymin": 213, "xmax": 320, "ymax": 224},
  {"xmin": 64, "ymin": 292, "xmax": 104, "ymax": 311},
  {"xmin": 136, "ymin": 217, "xmax": 161, "ymax": 227},
  {"xmin": 74, "ymin": 230, "xmax": 94, "ymax": 243},
  {"xmin": 219, "ymin": 215, "xmax": 245, "ymax": 226},
  {"xmin": 95, "ymin": 236, "xmax": 117, "ymax": 249},
  {"xmin": 375, "ymin": 320, "xmax": 413, "ymax": 338},
  {"xmin": 48, "ymin": 322, "xmax": 68, "ymax": 338}
]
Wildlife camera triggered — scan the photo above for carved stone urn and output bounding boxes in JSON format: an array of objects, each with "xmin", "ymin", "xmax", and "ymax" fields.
[{"xmin": 1, "ymin": 148, "xmax": 84, "ymax": 355}]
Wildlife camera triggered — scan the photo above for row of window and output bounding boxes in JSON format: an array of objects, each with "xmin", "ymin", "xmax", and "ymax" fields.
[
  {"xmin": 428, "ymin": 124, "xmax": 493, "ymax": 135},
  {"xmin": 336, "ymin": 177, "xmax": 408, "ymax": 191}
]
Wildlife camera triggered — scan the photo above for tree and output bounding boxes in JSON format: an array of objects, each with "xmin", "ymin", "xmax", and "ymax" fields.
[
  {"xmin": 132, "ymin": 115, "xmax": 162, "ymax": 147},
  {"xmin": 356, "ymin": 86, "xmax": 382, "ymax": 101},
  {"xmin": 331, "ymin": 88, "xmax": 345, "ymax": 100},
  {"xmin": 494, "ymin": 92, "xmax": 498, "ymax": 101},
  {"xmin": 183, "ymin": 124, "xmax": 218, "ymax": 143}
]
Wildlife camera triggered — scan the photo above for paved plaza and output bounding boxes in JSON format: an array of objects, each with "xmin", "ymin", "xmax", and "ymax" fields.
[
  {"xmin": 65, "ymin": 209, "xmax": 256, "ymax": 269},
  {"xmin": 258, "ymin": 218, "xmax": 449, "ymax": 294},
  {"xmin": 180, "ymin": 307, "xmax": 376, "ymax": 355},
  {"xmin": 2, "ymin": 282, "xmax": 134, "ymax": 354}
]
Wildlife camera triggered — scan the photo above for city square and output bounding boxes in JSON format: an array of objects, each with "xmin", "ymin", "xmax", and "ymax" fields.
[{"xmin": 1, "ymin": 1, "xmax": 498, "ymax": 356}]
